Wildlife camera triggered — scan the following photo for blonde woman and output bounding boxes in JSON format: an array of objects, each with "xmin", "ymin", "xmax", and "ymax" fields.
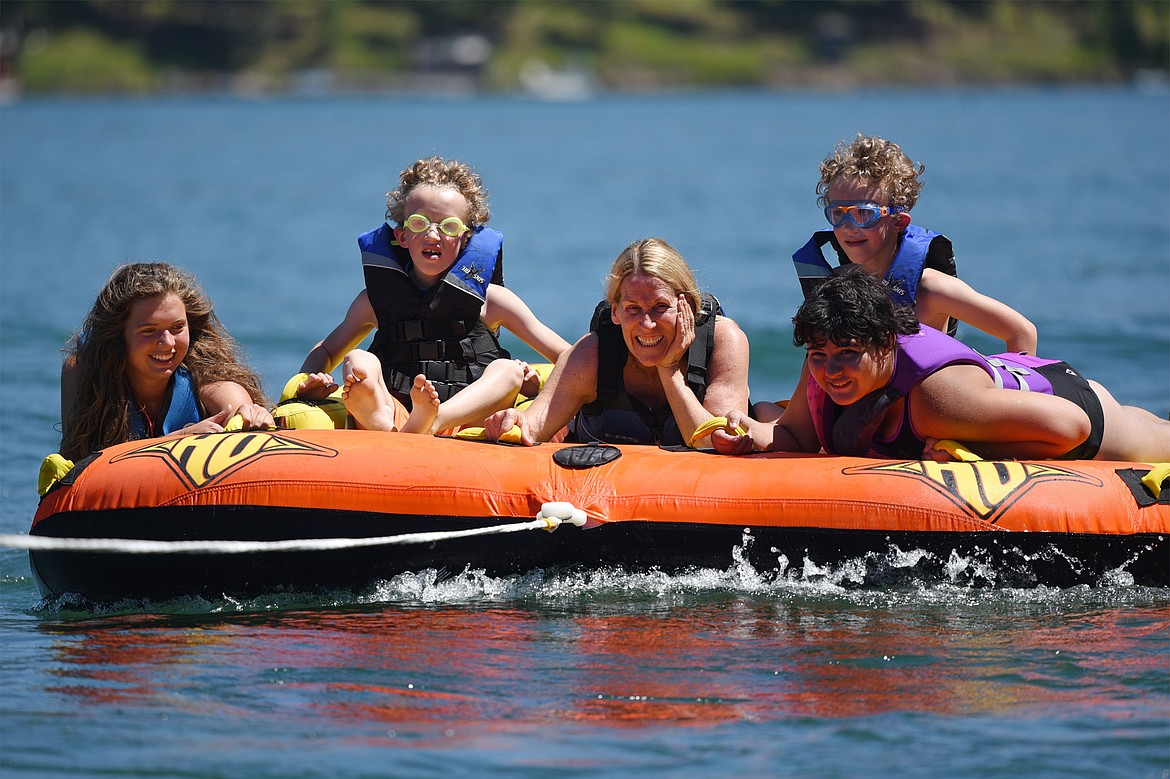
[{"xmin": 485, "ymin": 237, "xmax": 750, "ymax": 447}]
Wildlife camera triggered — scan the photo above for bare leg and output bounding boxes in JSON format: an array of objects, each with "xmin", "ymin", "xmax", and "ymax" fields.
[
  {"xmin": 752, "ymin": 400, "xmax": 785, "ymax": 423},
  {"xmin": 400, "ymin": 375, "xmax": 441, "ymax": 434},
  {"xmin": 340, "ymin": 350, "xmax": 402, "ymax": 432},
  {"xmin": 431, "ymin": 358, "xmax": 526, "ymax": 433},
  {"xmin": 1091, "ymin": 381, "xmax": 1170, "ymax": 461}
]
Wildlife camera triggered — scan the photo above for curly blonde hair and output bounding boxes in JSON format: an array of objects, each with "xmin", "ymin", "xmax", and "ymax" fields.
[
  {"xmin": 605, "ymin": 237, "xmax": 701, "ymax": 316},
  {"xmin": 61, "ymin": 263, "xmax": 267, "ymax": 461},
  {"xmin": 385, "ymin": 157, "xmax": 491, "ymax": 226},
  {"xmin": 816, "ymin": 134, "xmax": 925, "ymax": 211}
]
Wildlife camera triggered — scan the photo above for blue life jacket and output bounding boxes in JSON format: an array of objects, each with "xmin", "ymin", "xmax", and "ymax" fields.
[
  {"xmin": 571, "ymin": 293, "xmax": 722, "ymax": 446},
  {"xmin": 129, "ymin": 366, "xmax": 204, "ymax": 439},
  {"xmin": 809, "ymin": 325, "xmax": 1063, "ymax": 458},
  {"xmin": 792, "ymin": 225, "xmax": 958, "ymax": 335},
  {"xmin": 361, "ymin": 223, "xmax": 511, "ymax": 404}
]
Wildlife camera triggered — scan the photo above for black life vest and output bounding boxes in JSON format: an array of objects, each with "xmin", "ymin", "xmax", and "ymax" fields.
[{"xmin": 360, "ymin": 223, "xmax": 510, "ymax": 404}]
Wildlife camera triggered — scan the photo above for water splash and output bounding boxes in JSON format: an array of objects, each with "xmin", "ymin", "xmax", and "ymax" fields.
[{"xmin": 23, "ymin": 537, "xmax": 1165, "ymax": 619}]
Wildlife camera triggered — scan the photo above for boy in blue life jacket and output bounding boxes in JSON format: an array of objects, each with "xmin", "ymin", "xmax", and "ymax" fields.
[
  {"xmin": 755, "ymin": 134, "xmax": 1036, "ymax": 422},
  {"xmin": 295, "ymin": 157, "xmax": 569, "ymax": 434}
]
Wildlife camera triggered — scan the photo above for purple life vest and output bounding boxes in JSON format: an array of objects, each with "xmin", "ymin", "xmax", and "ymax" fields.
[{"xmin": 808, "ymin": 325, "xmax": 1061, "ymax": 458}]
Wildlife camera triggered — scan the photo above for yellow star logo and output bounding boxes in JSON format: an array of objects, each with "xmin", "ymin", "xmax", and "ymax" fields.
[
  {"xmin": 845, "ymin": 460, "xmax": 1103, "ymax": 523},
  {"xmin": 112, "ymin": 432, "xmax": 336, "ymax": 490}
]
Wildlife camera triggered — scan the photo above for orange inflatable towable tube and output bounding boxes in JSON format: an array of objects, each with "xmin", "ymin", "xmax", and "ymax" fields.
[{"xmin": 28, "ymin": 430, "xmax": 1170, "ymax": 600}]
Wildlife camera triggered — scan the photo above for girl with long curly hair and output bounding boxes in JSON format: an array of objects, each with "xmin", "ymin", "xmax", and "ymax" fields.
[{"xmin": 60, "ymin": 263, "xmax": 273, "ymax": 461}]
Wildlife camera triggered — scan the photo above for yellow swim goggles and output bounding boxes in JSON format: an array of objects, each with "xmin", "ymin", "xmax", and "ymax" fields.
[{"xmin": 403, "ymin": 213, "xmax": 470, "ymax": 237}]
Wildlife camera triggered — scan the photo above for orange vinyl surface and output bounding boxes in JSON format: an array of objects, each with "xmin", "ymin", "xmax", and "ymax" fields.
[{"xmin": 34, "ymin": 429, "xmax": 1168, "ymax": 537}]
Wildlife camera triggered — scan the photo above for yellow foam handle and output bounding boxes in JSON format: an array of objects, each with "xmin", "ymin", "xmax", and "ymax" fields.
[
  {"xmin": 689, "ymin": 416, "xmax": 747, "ymax": 448},
  {"xmin": 272, "ymin": 400, "xmax": 338, "ymax": 430},
  {"xmin": 38, "ymin": 453, "xmax": 75, "ymax": 496},
  {"xmin": 453, "ymin": 425, "xmax": 524, "ymax": 444},
  {"xmin": 223, "ymin": 414, "xmax": 279, "ymax": 433},
  {"xmin": 1141, "ymin": 463, "xmax": 1170, "ymax": 500},
  {"xmin": 935, "ymin": 439, "xmax": 983, "ymax": 462},
  {"xmin": 280, "ymin": 373, "xmax": 312, "ymax": 402}
]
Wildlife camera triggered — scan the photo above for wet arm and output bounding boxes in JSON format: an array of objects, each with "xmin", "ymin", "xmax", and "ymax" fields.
[
  {"xmin": 919, "ymin": 271, "xmax": 1038, "ymax": 354},
  {"xmin": 200, "ymin": 381, "xmax": 275, "ymax": 430},
  {"xmin": 299, "ymin": 290, "xmax": 378, "ymax": 374},
  {"xmin": 755, "ymin": 370, "xmax": 822, "ymax": 453},
  {"xmin": 483, "ymin": 284, "xmax": 571, "ymax": 362},
  {"xmin": 716, "ymin": 366, "xmax": 820, "ymax": 454},
  {"xmin": 486, "ymin": 334, "xmax": 598, "ymax": 444},
  {"xmin": 910, "ymin": 366, "xmax": 1090, "ymax": 458},
  {"xmin": 664, "ymin": 316, "xmax": 751, "ymax": 446}
]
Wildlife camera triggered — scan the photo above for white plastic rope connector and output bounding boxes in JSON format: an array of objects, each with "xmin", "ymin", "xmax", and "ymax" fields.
[{"xmin": 534, "ymin": 502, "xmax": 588, "ymax": 532}]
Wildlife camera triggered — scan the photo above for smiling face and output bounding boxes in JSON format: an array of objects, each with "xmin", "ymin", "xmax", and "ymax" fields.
[
  {"xmin": 123, "ymin": 293, "xmax": 190, "ymax": 399},
  {"xmin": 827, "ymin": 176, "xmax": 910, "ymax": 274},
  {"xmin": 611, "ymin": 273, "xmax": 680, "ymax": 367},
  {"xmin": 392, "ymin": 185, "xmax": 472, "ymax": 288},
  {"xmin": 805, "ymin": 337, "xmax": 894, "ymax": 406}
]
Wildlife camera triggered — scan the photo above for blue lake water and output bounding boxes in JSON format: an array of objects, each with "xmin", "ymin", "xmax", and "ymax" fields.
[{"xmin": 1, "ymin": 89, "xmax": 1168, "ymax": 777}]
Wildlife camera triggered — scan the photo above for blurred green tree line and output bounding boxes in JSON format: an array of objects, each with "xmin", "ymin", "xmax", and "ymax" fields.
[{"xmin": 1, "ymin": 0, "xmax": 1166, "ymax": 95}]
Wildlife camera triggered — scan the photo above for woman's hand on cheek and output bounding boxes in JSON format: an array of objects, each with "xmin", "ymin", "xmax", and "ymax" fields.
[{"xmin": 657, "ymin": 294, "xmax": 695, "ymax": 371}]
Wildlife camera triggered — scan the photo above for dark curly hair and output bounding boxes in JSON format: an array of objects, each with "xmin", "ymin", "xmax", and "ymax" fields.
[{"xmin": 793, "ymin": 266, "xmax": 920, "ymax": 350}]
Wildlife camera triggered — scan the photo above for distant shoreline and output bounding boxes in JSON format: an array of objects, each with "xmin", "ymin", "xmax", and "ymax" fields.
[
  {"xmin": 4, "ymin": 1, "xmax": 1167, "ymax": 100},
  {"xmin": 3, "ymin": 73, "xmax": 1168, "ymax": 106}
]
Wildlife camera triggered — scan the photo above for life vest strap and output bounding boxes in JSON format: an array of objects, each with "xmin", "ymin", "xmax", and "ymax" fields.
[
  {"xmin": 384, "ymin": 318, "xmax": 470, "ymax": 342},
  {"xmin": 387, "ymin": 362, "xmax": 481, "ymax": 402},
  {"xmin": 986, "ymin": 357, "xmax": 1033, "ymax": 391}
]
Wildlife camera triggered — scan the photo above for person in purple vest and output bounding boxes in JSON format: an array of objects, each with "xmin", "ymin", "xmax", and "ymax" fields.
[
  {"xmin": 295, "ymin": 157, "xmax": 569, "ymax": 434},
  {"xmin": 714, "ymin": 267, "xmax": 1169, "ymax": 462},
  {"xmin": 756, "ymin": 134, "xmax": 1036, "ymax": 422}
]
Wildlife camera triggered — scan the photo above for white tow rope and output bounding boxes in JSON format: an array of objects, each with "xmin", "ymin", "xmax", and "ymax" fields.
[{"xmin": 0, "ymin": 502, "xmax": 588, "ymax": 555}]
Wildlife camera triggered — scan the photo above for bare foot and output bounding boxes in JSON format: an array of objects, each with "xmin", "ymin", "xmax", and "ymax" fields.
[
  {"xmin": 341, "ymin": 362, "xmax": 401, "ymax": 432},
  {"xmin": 400, "ymin": 374, "xmax": 441, "ymax": 434}
]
